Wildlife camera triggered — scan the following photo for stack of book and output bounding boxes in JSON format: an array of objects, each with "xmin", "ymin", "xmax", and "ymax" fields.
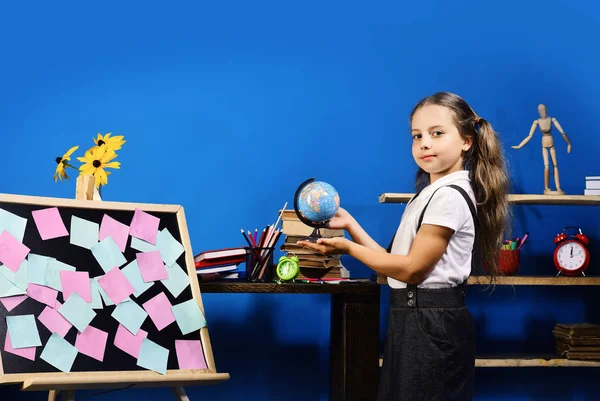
[
  {"xmin": 194, "ymin": 247, "xmax": 246, "ymax": 281},
  {"xmin": 553, "ymin": 323, "xmax": 600, "ymax": 360},
  {"xmin": 584, "ymin": 176, "xmax": 600, "ymax": 195},
  {"xmin": 279, "ymin": 210, "xmax": 349, "ymax": 280}
]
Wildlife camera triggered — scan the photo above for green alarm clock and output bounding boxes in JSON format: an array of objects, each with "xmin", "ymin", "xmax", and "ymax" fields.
[{"xmin": 276, "ymin": 253, "xmax": 300, "ymax": 281}]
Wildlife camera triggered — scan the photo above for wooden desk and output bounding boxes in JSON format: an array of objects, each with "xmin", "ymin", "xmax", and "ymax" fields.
[{"xmin": 200, "ymin": 280, "xmax": 381, "ymax": 401}]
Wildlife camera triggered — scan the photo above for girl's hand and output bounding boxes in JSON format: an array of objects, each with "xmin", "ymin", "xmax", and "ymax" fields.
[
  {"xmin": 297, "ymin": 237, "xmax": 353, "ymax": 256},
  {"xmin": 326, "ymin": 207, "xmax": 354, "ymax": 231}
]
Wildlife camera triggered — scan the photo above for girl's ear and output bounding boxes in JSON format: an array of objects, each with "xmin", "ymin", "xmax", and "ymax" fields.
[{"xmin": 462, "ymin": 137, "xmax": 473, "ymax": 152}]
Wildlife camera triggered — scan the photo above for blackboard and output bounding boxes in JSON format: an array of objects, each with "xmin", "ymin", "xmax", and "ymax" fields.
[{"xmin": 0, "ymin": 193, "xmax": 228, "ymax": 391}]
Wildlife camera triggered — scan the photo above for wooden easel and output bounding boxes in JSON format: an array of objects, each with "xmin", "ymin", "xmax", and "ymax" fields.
[{"xmin": 45, "ymin": 175, "xmax": 191, "ymax": 401}]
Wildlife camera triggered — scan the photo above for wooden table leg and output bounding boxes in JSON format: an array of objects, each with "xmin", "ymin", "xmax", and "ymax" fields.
[
  {"xmin": 172, "ymin": 386, "xmax": 190, "ymax": 401},
  {"xmin": 330, "ymin": 286, "xmax": 380, "ymax": 401},
  {"xmin": 48, "ymin": 390, "xmax": 60, "ymax": 401}
]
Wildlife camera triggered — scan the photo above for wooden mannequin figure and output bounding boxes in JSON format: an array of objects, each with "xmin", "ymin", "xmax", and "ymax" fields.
[{"xmin": 512, "ymin": 104, "xmax": 572, "ymax": 195}]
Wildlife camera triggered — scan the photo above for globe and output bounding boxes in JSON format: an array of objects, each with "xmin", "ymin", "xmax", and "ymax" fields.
[{"xmin": 293, "ymin": 178, "xmax": 340, "ymax": 242}]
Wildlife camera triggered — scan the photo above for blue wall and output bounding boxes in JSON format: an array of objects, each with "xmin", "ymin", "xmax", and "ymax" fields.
[{"xmin": 2, "ymin": 0, "xmax": 600, "ymax": 399}]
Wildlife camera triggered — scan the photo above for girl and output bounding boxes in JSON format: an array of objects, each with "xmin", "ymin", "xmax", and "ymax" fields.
[{"xmin": 298, "ymin": 92, "xmax": 510, "ymax": 401}]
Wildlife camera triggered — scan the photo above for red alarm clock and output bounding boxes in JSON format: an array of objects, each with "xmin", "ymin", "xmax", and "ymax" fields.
[{"xmin": 553, "ymin": 226, "xmax": 590, "ymax": 276}]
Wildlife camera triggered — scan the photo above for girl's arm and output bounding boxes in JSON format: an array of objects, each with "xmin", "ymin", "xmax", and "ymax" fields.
[
  {"xmin": 328, "ymin": 208, "xmax": 387, "ymax": 252},
  {"xmin": 300, "ymin": 223, "xmax": 454, "ymax": 284}
]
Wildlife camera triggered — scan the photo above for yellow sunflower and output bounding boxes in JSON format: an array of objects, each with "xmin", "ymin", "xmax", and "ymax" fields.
[
  {"xmin": 93, "ymin": 132, "xmax": 125, "ymax": 151},
  {"xmin": 54, "ymin": 145, "xmax": 79, "ymax": 182},
  {"xmin": 77, "ymin": 145, "xmax": 121, "ymax": 188}
]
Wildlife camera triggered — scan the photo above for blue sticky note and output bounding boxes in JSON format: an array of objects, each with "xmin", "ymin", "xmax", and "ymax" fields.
[
  {"xmin": 171, "ymin": 299, "xmax": 206, "ymax": 335},
  {"xmin": 131, "ymin": 237, "xmax": 157, "ymax": 253},
  {"xmin": 45, "ymin": 260, "xmax": 76, "ymax": 291},
  {"xmin": 93, "ymin": 276, "xmax": 114, "ymax": 306},
  {"xmin": 137, "ymin": 338, "xmax": 169, "ymax": 375},
  {"xmin": 27, "ymin": 254, "xmax": 52, "ymax": 286},
  {"xmin": 6, "ymin": 314, "xmax": 42, "ymax": 348},
  {"xmin": 40, "ymin": 333, "xmax": 78, "ymax": 373},
  {"xmin": 91, "ymin": 237, "xmax": 127, "ymax": 273},
  {"xmin": 0, "ymin": 274, "xmax": 26, "ymax": 297},
  {"xmin": 112, "ymin": 298, "xmax": 148, "ymax": 335},
  {"xmin": 156, "ymin": 229, "xmax": 185, "ymax": 267},
  {"xmin": 0, "ymin": 208, "xmax": 28, "ymax": 243},
  {"xmin": 58, "ymin": 293, "xmax": 96, "ymax": 332},
  {"xmin": 161, "ymin": 262, "xmax": 190, "ymax": 298},
  {"xmin": 0, "ymin": 259, "xmax": 28, "ymax": 291},
  {"xmin": 70, "ymin": 216, "xmax": 99, "ymax": 250},
  {"xmin": 89, "ymin": 279, "xmax": 104, "ymax": 310},
  {"xmin": 121, "ymin": 260, "xmax": 154, "ymax": 298}
]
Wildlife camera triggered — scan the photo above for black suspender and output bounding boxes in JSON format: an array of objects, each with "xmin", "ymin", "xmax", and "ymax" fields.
[{"xmin": 385, "ymin": 184, "xmax": 480, "ymax": 273}]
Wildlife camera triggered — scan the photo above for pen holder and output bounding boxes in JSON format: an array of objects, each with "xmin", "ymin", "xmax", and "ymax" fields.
[
  {"xmin": 245, "ymin": 246, "xmax": 275, "ymax": 282},
  {"xmin": 498, "ymin": 249, "xmax": 520, "ymax": 275}
]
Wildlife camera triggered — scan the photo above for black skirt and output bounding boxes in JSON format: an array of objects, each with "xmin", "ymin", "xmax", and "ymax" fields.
[{"xmin": 377, "ymin": 284, "xmax": 475, "ymax": 401}]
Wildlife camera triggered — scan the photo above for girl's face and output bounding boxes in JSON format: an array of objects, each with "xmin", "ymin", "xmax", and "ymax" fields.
[{"xmin": 411, "ymin": 104, "xmax": 472, "ymax": 183}]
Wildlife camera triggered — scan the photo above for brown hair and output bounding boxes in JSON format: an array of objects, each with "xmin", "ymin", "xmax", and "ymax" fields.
[{"xmin": 410, "ymin": 92, "xmax": 510, "ymax": 279}]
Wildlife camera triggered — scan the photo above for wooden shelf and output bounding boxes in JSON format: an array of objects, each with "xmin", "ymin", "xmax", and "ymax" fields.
[
  {"xmin": 376, "ymin": 274, "xmax": 600, "ymax": 285},
  {"xmin": 378, "ymin": 356, "xmax": 600, "ymax": 368},
  {"xmin": 379, "ymin": 193, "xmax": 600, "ymax": 205}
]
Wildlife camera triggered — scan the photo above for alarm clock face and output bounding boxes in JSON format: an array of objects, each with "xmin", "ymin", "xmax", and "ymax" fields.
[
  {"xmin": 556, "ymin": 241, "xmax": 587, "ymax": 271},
  {"xmin": 277, "ymin": 259, "xmax": 299, "ymax": 280}
]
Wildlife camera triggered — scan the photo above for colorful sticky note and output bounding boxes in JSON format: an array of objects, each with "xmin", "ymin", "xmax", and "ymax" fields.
[
  {"xmin": 0, "ymin": 295, "xmax": 28, "ymax": 312},
  {"xmin": 0, "ymin": 230, "xmax": 30, "ymax": 272},
  {"xmin": 45, "ymin": 260, "xmax": 76, "ymax": 292},
  {"xmin": 75, "ymin": 325, "xmax": 108, "ymax": 362},
  {"xmin": 40, "ymin": 333, "xmax": 78, "ymax": 373},
  {"xmin": 31, "ymin": 207, "xmax": 69, "ymax": 240},
  {"xmin": 156, "ymin": 228, "xmax": 185, "ymax": 267},
  {"xmin": 70, "ymin": 216, "xmax": 99, "ymax": 249},
  {"xmin": 27, "ymin": 283, "xmax": 58, "ymax": 307},
  {"xmin": 171, "ymin": 299, "xmax": 207, "ymax": 335},
  {"xmin": 114, "ymin": 324, "xmax": 148, "ymax": 358},
  {"xmin": 91, "ymin": 237, "xmax": 127, "ymax": 273},
  {"xmin": 94, "ymin": 276, "xmax": 114, "ymax": 306},
  {"xmin": 142, "ymin": 292, "xmax": 175, "ymax": 331},
  {"xmin": 58, "ymin": 292, "xmax": 96, "ymax": 332},
  {"xmin": 0, "ymin": 274, "xmax": 26, "ymax": 297},
  {"xmin": 5, "ymin": 332, "xmax": 36, "ymax": 361},
  {"xmin": 137, "ymin": 250, "xmax": 168, "ymax": 282},
  {"xmin": 27, "ymin": 254, "xmax": 52, "ymax": 286},
  {"xmin": 137, "ymin": 338, "xmax": 169, "ymax": 375},
  {"xmin": 131, "ymin": 237, "xmax": 157, "ymax": 253},
  {"xmin": 130, "ymin": 208, "xmax": 160, "ymax": 245},
  {"xmin": 121, "ymin": 260, "xmax": 154, "ymax": 298},
  {"xmin": 175, "ymin": 340, "xmax": 207, "ymax": 370},
  {"xmin": 161, "ymin": 262, "xmax": 190, "ymax": 298},
  {"xmin": 111, "ymin": 299, "xmax": 148, "ymax": 335},
  {"xmin": 0, "ymin": 259, "xmax": 28, "ymax": 291},
  {"xmin": 89, "ymin": 279, "xmax": 104, "ymax": 309},
  {"xmin": 38, "ymin": 301, "xmax": 73, "ymax": 337},
  {"xmin": 6, "ymin": 314, "xmax": 42, "ymax": 348},
  {"xmin": 0, "ymin": 208, "xmax": 27, "ymax": 242},
  {"xmin": 99, "ymin": 214, "xmax": 130, "ymax": 253},
  {"xmin": 97, "ymin": 267, "xmax": 135, "ymax": 305},
  {"xmin": 60, "ymin": 270, "xmax": 91, "ymax": 303}
]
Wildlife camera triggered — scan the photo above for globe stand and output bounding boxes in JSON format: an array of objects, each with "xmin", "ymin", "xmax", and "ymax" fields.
[{"xmin": 300, "ymin": 227, "xmax": 326, "ymax": 243}]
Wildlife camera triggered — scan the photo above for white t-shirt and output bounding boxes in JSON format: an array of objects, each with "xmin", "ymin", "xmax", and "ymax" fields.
[{"xmin": 387, "ymin": 170, "xmax": 476, "ymax": 289}]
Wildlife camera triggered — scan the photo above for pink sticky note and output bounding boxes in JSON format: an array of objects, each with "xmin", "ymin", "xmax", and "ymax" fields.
[
  {"xmin": 137, "ymin": 250, "xmax": 168, "ymax": 282},
  {"xmin": 97, "ymin": 267, "xmax": 135, "ymax": 305},
  {"xmin": 75, "ymin": 325, "xmax": 108, "ymax": 362},
  {"xmin": 99, "ymin": 214, "xmax": 130, "ymax": 253},
  {"xmin": 5, "ymin": 332, "xmax": 36, "ymax": 361},
  {"xmin": 0, "ymin": 295, "xmax": 28, "ymax": 312},
  {"xmin": 175, "ymin": 340, "xmax": 207, "ymax": 370},
  {"xmin": 27, "ymin": 283, "xmax": 58, "ymax": 307},
  {"xmin": 130, "ymin": 209, "xmax": 160, "ymax": 245},
  {"xmin": 114, "ymin": 324, "xmax": 148, "ymax": 358},
  {"xmin": 142, "ymin": 292, "xmax": 175, "ymax": 331},
  {"xmin": 31, "ymin": 207, "xmax": 69, "ymax": 240},
  {"xmin": 0, "ymin": 231, "xmax": 30, "ymax": 272},
  {"xmin": 60, "ymin": 271, "xmax": 91, "ymax": 302},
  {"xmin": 38, "ymin": 301, "xmax": 73, "ymax": 337}
]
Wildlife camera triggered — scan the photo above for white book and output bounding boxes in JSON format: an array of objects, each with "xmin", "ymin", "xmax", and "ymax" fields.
[{"xmin": 584, "ymin": 189, "xmax": 600, "ymax": 196}]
